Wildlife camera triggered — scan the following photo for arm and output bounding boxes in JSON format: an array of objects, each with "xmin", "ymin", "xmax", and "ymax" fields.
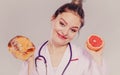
[
  {"xmin": 84, "ymin": 34, "xmax": 107, "ymax": 75},
  {"xmin": 27, "ymin": 55, "xmax": 34, "ymax": 75},
  {"xmin": 87, "ymin": 49, "xmax": 103, "ymax": 65},
  {"xmin": 19, "ymin": 55, "xmax": 36, "ymax": 75},
  {"xmin": 84, "ymin": 49, "xmax": 107, "ymax": 75}
]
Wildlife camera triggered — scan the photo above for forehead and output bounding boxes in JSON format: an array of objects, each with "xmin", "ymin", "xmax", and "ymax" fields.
[{"xmin": 57, "ymin": 12, "xmax": 81, "ymax": 27}]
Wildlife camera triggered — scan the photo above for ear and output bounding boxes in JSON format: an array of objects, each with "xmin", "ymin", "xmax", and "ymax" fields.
[{"xmin": 51, "ymin": 15, "xmax": 55, "ymax": 21}]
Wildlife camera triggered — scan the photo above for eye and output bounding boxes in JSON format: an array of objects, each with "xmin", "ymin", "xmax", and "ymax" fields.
[
  {"xmin": 59, "ymin": 21, "xmax": 65, "ymax": 27},
  {"xmin": 71, "ymin": 29, "xmax": 77, "ymax": 32}
]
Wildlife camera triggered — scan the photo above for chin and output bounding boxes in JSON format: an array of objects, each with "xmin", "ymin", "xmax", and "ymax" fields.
[
  {"xmin": 56, "ymin": 39, "xmax": 69, "ymax": 46},
  {"xmin": 52, "ymin": 32, "xmax": 69, "ymax": 45}
]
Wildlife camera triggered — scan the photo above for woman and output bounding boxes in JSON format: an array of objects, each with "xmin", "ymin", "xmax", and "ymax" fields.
[{"xmin": 19, "ymin": 0, "xmax": 106, "ymax": 75}]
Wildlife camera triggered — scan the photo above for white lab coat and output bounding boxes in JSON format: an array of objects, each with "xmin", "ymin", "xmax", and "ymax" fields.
[{"xmin": 19, "ymin": 43, "xmax": 107, "ymax": 75}]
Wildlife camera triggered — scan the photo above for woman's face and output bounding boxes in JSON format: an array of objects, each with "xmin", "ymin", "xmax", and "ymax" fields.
[{"xmin": 51, "ymin": 12, "xmax": 82, "ymax": 46}]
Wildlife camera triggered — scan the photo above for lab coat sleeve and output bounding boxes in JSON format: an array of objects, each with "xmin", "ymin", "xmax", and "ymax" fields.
[
  {"xmin": 19, "ymin": 61, "xmax": 38, "ymax": 75},
  {"xmin": 19, "ymin": 61, "xmax": 28, "ymax": 75},
  {"xmin": 83, "ymin": 50, "xmax": 107, "ymax": 75},
  {"xmin": 85, "ymin": 59, "xmax": 107, "ymax": 75}
]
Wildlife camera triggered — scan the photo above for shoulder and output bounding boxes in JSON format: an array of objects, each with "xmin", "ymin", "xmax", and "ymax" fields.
[
  {"xmin": 70, "ymin": 43, "xmax": 91, "ymax": 63},
  {"xmin": 70, "ymin": 43, "xmax": 92, "ymax": 69},
  {"xmin": 34, "ymin": 41, "xmax": 48, "ymax": 58},
  {"xmin": 70, "ymin": 43, "xmax": 85, "ymax": 56}
]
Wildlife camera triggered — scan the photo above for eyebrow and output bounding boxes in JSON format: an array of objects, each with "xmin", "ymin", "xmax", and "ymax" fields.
[
  {"xmin": 60, "ymin": 18, "xmax": 68, "ymax": 25},
  {"xmin": 60, "ymin": 18, "xmax": 79, "ymax": 29},
  {"xmin": 72, "ymin": 26, "xmax": 79, "ymax": 29}
]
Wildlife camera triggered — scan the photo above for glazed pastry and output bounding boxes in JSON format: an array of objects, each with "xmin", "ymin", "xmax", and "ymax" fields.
[{"xmin": 8, "ymin": 35, "xmax": 35, "ymax": 61}]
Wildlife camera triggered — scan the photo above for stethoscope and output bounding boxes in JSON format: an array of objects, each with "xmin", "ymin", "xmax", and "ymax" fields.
[{"xmin": 35, "ymin": 41, "xmax": 72, "ymax": 75}]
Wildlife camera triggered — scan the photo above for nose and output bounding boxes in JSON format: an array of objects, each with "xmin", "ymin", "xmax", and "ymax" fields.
[{"xmin": 62, "ymin": 28, "xmax": 69, "ymax": 36}]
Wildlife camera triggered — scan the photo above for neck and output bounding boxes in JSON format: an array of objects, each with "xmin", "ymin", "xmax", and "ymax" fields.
[{"xmin": 47, "ymin": 40, "xmax": 68, "ymax": 54}]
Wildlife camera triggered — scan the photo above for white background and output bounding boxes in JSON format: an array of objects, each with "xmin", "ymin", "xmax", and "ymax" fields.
[{"xmin": 0, "ymin": 0, "xmax": 120, "ymax": 75}]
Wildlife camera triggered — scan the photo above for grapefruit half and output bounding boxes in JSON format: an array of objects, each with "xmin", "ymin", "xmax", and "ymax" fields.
[{"xmin": 86, "ymin": 34, "xmax": 104, "ymax": 52}]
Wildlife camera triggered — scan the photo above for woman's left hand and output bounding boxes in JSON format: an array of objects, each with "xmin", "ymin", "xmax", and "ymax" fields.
[{"xmin": 87, "ymin": 48, "xmax": 103, "ymax": 65}]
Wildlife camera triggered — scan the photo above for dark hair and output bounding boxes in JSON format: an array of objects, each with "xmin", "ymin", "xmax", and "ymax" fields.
[{"xmin": 53, "ymin": 3, "xmax": 85, "ymax": 28}]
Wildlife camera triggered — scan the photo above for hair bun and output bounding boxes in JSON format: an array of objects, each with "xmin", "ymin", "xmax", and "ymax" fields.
[{"xmin": 71, "ymin": 0, "xmax": 83, "ymax": 6}]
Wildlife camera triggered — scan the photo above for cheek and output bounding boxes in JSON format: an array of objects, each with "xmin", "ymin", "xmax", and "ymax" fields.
[
  {"xmin": 51, "ymin": 23, "xmax": 61, "ymax": 37},
  {"xmin": 53, "ymin": 24, "xmax": 63, "ymax": 33},
  {"xmin": 51, "ymin": 20, "xmax": 60, "ymax": 30},
  {"xmin": 68, "ymin": 33, "xmax": 77, "ymax": 40}
]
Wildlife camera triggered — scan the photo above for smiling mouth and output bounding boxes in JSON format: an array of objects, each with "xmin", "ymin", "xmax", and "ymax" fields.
[{"xmin": 57, "ymin": 32, "xmax": 67, "ymax": 40}]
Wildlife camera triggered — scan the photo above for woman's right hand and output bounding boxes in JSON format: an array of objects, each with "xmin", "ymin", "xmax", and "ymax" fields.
[{"xmin": 27, "ymin": 55, "xmax": 34, "ymax": 75}]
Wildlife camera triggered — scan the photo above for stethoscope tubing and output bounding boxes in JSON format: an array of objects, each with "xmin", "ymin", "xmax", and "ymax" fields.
[
  {"xmin": 35, "ymin": 41, "xmax": 48, "ymax": 75},
  {"xmin": 35, "ymin": 41, "xmax": 72, "ymax": 75},
  {"xmin": 61, "ymin": 42, "xmax": 72, "ymax": 75}
]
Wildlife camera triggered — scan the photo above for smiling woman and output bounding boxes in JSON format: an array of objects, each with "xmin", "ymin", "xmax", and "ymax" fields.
[
  {"xmin": 18, "ymin": 0, "xmax": 107, "ymax": 75},
  {"xmin": 51, "ymin": 12, "xmax": 81, "ymax": 46}
]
